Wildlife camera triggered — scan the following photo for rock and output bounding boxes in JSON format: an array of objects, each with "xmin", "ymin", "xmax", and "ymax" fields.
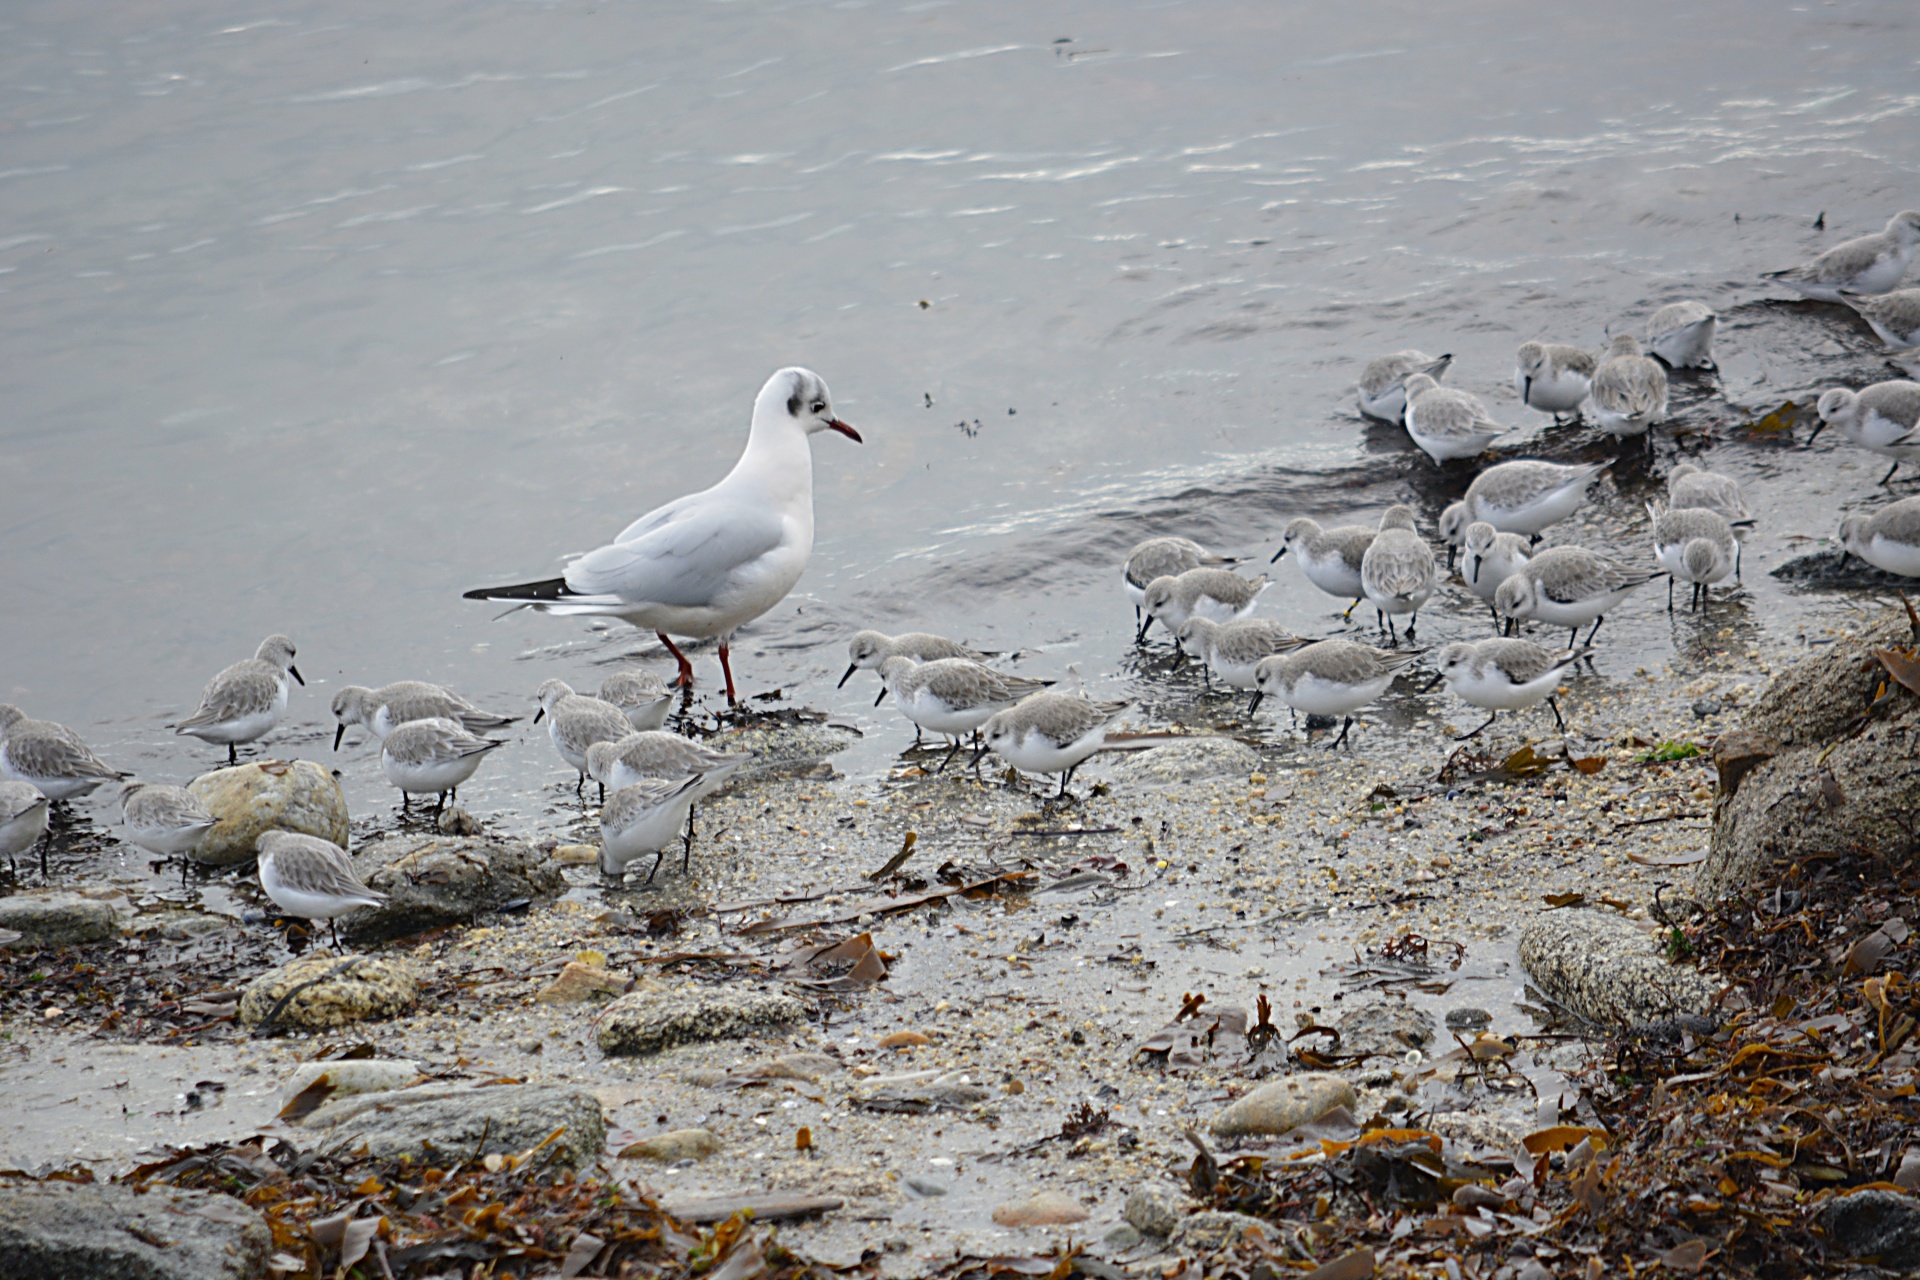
[
  {"xmin": 282, "ymin": 1058, "xmax": 421, "ymax": 1105},
  {"xmin": 1712, "ymin": 730, "xmax": 1780, "ymax": 803},
  {"xmin": 905, "ymin": 1178, "xmax": 948, "ymax": 1198},
  {"xmin": 596, "ymin": 987, "xmax": 807, "ymax": 1056},
  {"xmin": 1210, "ymin": 1073, "xmax": 1356, "ymax": 1140},
  {"xmin": 1107, "ymin": 737, "xmax": 1261, "ymax": 786},
  {"xmin": 0, "ymin": 1181, "xmax": 271, "ymax": 1280},
  {"xmin": 237, "ymin": 952, "xmax": 421, "ymax": 1030},
  {"xmin": 619, "ymin": 1128, "xmax": 720, "ymax": 1161},
  {"xmin": 1124, "ymin": 1184, "xmax": 1188, "ymax": 1236},
  {"xmin": 716, "ymin": 722, "xmax": 859, "ymax": 784},
  {"xmin": 1099, "ymin": 1225, "xmax": 1143, "ymax": 1252},
  {"xmin": 551, "ymin": 843, "xmax": 600, "ymax": 866},
  {"xmin": 1691, "ymin": 697, "xmax": 1722, "ymax": 720},
  {"xmin": 344, "ymin": 834, "xmax": 563, "ymax": 942},
  {"xmin": 1444, "ymin": 1007, "xmax": 1493, "ymax": 1033},
  {"xmin": 435, "ymin": 805, "xmax": 482, "ymax": 836},
  {"xmin": 858, "ymin": 1081, "xmax": 992, "ymax": 1113},
  {"xmin": 1818, "ymin": 1190, "xmax": 1920, "ymax": 1267},
  {"xmin": 187, "ymin": 759, "xmax": 348, "ymax": 866},
  {"xmin": 298, "ymin": 1083, "xmax": 605, "ymax": 1167},
  {"xmin": 1518, "ymin": 909, "xmax": 1719, "ymax": 1032},
  {"xmin": 878, "ymin": 1030, "xmax": 930, "ymax": 1048},
  {"xmin": 536, "ymin": 961, "xmax": 629, "ymax": 1004},
  {"xmin": 991, "ymin": 1191, "xmax": 1089, "ymax": 1227},
  {"xmin": 1334, "ymin": 999, "xmax": 1435, "ymax": 1056},
  {"xmin": 0, "ymin": 890, "xmax": 116, "ymax": 946},
  {"xmin": 1701, "ymin": 628, "xmax": 1920, "ymax": 899},
  {"xmin": 1169, "ymin": 1210, "xmax": 1272, "ymax": 1251}
]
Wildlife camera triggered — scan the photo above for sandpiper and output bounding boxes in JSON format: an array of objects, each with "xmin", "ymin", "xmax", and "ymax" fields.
[
  {"xmin": 533, "ymin": 679, "xmax": 633, "ymax": 798},
  {"xmin": 0, "ymin": 705, "xmax": 126, "ymax": 802},
  {"xmin": 1649, "ymin": 503, "xmax": 1737, "ymax": 609},
  {"xmin": 1402, "ymin": 373, "xmax": 1509, "ymax": 464},
  {"xmin": 1762, "ymin": 210, "xmax": 1920, "ymax": 302},
  {"xmin": 878, "ymin": 657, "xmax": 1049, "ymax": 765},
  {"xmin": 380, "ymin": 717, "xmax": 505, "ymax": 813},
  {"xmin": 1460, "ymin": 522, "xmax": 1532, "ymax": 625},
  {"xmin": 1175, "ymin": 617, "xmax": 1307, "ymax": 707},
  {"xmin": 1357, "ymin": 350, "xmax": 1452, "ymax": 422},
  {"xmin": 1424, "ymin": 639, "xmax": 1584, "ymax": 739},
  {"xmin": 1456, "ymin": 459, "xmax": 1608, "ymax": 539},
  {"xmin": 175, "ymin": 635, "xmax": 303, "ymax": 764},
  {"xmin": 1839, "ymin": 496, "xmax": 1920, "ymax": 577},
  {"xmin": 585, "ymin": 731, "xmax": 752, "ymax": 860},
  {"xmin": 0, "ymin": 781, "xmax": 50, "ymax": 877},
  {"xmin": 1271, "ymin": 518, "xmax": 1374, "ymax": 617},
  {"xmin": 1645, "ymin": 301, "xmax": 1718, "ymax": 369},
  {"xmin": 599, "ymin": 668, "xmax": 673, "ymax": 731},
  {"xmin": 1515, "ymin": 341, "xmax": 1596, "ymax": 419},
  {"xmin": 1139, "ymin": 568, "xmax": 1269, "ymax": 643},
  {"xmin": 840, "ymin": 630, "xmax": 989, "ymax": 690},
  {"xmin": 976, "ymin": 692, "xmax": 1129, "ymax": 799},
  {"xmin": 118, "ymin": 781, "xmax": 217, "ymax": 860},
  {"xmin": 1493, "ymin": 546, "xmax": 1662, "ymax": 647},
  {"xmin": 1842, "ymin": 288, "xmax": 1920, "ymax": 349},
  {"xmin": 599, "ymin": 774, "xmax": 709, "ymax": 881},
  {"xmin": 255, "ymin": 830, "xmax": 386, "ymax": 949},
  {"xmin": 1121, "ymin": 538, "xmax": 1239, "ymax": 628},
  {"xmin": 1810, "ymin": 381, "xmax": 1920, "ymax": 485},
  {"xmin": 1359, "ymin": 505, "xmax": 1436, "ymax": 641},
  {"xmin": 1250, "ymin": 639, "xmax": 1421, "ymax": 749},
  {"xmin": 1588, "ymin": 335, "xmax": 1669, "ymax": 450},
  {"xmin": 331, "ymin": 680, "xmax": 518, "ymax": 749}
]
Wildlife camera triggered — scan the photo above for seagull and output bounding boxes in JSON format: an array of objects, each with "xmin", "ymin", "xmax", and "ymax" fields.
[{"xmin": 464, "ymin": 368, "xmax": 862, "ymax": 704}]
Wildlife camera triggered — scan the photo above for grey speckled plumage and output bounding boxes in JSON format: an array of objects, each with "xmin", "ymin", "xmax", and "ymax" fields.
[
  {"xmin": 0, "ymin": 704, "xmax": 126, "ymax": 802},
  {"xmin": 1356, "ymin": 349, "xmax": 1452, "ymax": 421},
  {"xmin": 1588, "ymin": 335, "xmax": 1669, "ymax": 442},
  {"xmin": 977, "ymin": 692, "xmax": 1129, "ymax": 795},
  {"xmin": 1840, "ymin": 496, "xmax": 1920, "ymax": 578},
  {"xmin": 533, "ymin": 679, "xmax": 634, "ymax": 793},
  {"xmin": 1843, "ymin": 288, "xmax": 1920, "ymax": 348},
  {"xmin": 1763, "ymin": 211, "xmax": 1920, "ymax": 302},
  {"xmin": 1175, "ymin": 617, "xmax": 1306, "ymax": 689},
  {"xmin": 1649, "ymin": 504, "xmax": 1736, "ymax": 603},
  {"xmin": 841, "ymin": 630, "xmax": 990, "ymax": 688},
  {"xmin": 1273, "ymin": 518, "xmax": 1375, "ymax": 612},
  {"xmin": 1666, "ymin": 463, "xmax": 1751, "ymax": 524},
  {"xmin": 585, "ymin": 731, "xmax": 752, "ymax": 787},
  {"xmin": 1493, "ymin": 545, "xmax": 1661, "ymax": 646},
  {"xmin": 1257, "ymin": 639, "xmax": 1421, "ymax": 695},
  {"xmin": 331, "ymin": 679, "xmax": 518, "ymax": 748},
  {"xmin": 1401, "ymin": 373, "xmax": 1508, "ymax": 464},
  {"xmin": 598, "ymin": 774, "xmax": 708, "ymax": 879},
  {"xmin": 1461, "ymin": 522, "xmax": 1532, "ymax": 612},
  {"xmin": 1515, "ymin": 341, "xmax": 1596, "ymax": 416},
  {"xmin": 1644, "ymin": 300, "xmax": 1717, "ymax": 369},
  {"xmin": 1140, "ymin": 567, "xmax": 1269, "ymax": 638},
  {"xmin": 175, "ymin": 634, "xmax": 303, "ymax": 762},
  {"xmin": 1360, "ymin": 505, "xmax": 1436, "ymax": 635},
  {"xmin": 118, "ymin": 780, "xmax": 217, "ymax": 858},
  {"xmin": 1461, "ymin": 459, "xmax": 1608, "ymax": 537},
  {"xmin": 881, "ymin": 656, "xmax": 1049, "ymax": 715},
  {"xmin": 256, "ymin": 829, "xmax": 385, "ymax": 946},
  {"xmin": 379, "ymin": 716, "xmax": 505, "ymax": 810},
  {"xmin": 1811, "ymin": 380, "xmax": 1920, "ymax": 484},
  {"xmin": 0, "ymin": 779, "xmax": 51, "ymax": 875},
  {"xmin": 598, "ymin": 668, "xmax": 673, "ymax": 729}
]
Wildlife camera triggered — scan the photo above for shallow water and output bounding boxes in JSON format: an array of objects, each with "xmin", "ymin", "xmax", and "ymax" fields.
[{"xmin": 3, "ymin": 0, "xmax": 1919, "ymax": 888}]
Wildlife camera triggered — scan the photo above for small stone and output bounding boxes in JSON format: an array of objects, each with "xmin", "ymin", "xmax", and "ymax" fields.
[
  {"xmin": 237, "ymin": 952, "xmax": 421, "ymax": 1030},
  {"xmin": 905, "ymin": 1178, "xmax": 948, "ymax": 1197},
  {"xmin": 1210, "ymin": 1073, "xmax": 1356, "ymax": 1139},
  {"xmin": 991, "ymin": 1190, "xmax": 1089, "ymax": 1227},
  {"xmin": 1334, "ymin": 999, "xmax": 1435, "ymax": 1057},
  {"xmin": 536, "ymin": 961, "xmax": 629, "ymax": 1004},
  {"xmin": 302, "ymin": 1083, "xmax": 606, "ymax": 1168},
  {"xmin": 436, "ymin": 805, "xmax": 482, "ymax": 836},
  {"xmin": 596, "ymin": 987, "xmax": 806, "ymax": 1056},
  {"xmin": 0, "ymin": 890, "xmax": 117, "ymax": 947},
  {"xmin": 1453, "ymin": 1184, "xmax": 1506, "ymax": 1210},
  {"xmin": 1100, "ymin": 1225, "xmax": 1143, "ymax": 1253},
  {"xmin": 619, "ymin": 1128, "xmax": 720, "ymax": 1161},
  {"xmin": 282, "ymin": 1059, "xmax": 421, "ymax": 1107},
  {"xmin": 187, "ymin": 759, "xmax": 349, "ymax": 866},
  {"xmin": 1711, "ymin": 729, "xmax": 1779, "ymax": 802},
  {"xmin": 878, "ymin": 1030, "xmax": 930, "ymax": 1049},
  {"xmin": 1109, "ymin": 737, "xmax": 1261, "ymax": 786},
  {"xmin": 0, "ymin": 1182, "xmax": 271, "ymax": 1280},
  {"xmin": 551, "ymin": 843, "xmax": 600, "ymax": 866},
  {"xmin": 1169, "ymin": 1210, "xmax": 1272, "ymax": 1251},
  {"xmin": 1691, "ymin": 697, "xmax": 1722, "ymax": 720},
  {"xmin": 1124, "ymin": 1184, "xmax": 1187, "ymax": 1236},
  {"xmin": 1445, "ymin": 1007, "xmax": 1493, "ymax": 1033}
]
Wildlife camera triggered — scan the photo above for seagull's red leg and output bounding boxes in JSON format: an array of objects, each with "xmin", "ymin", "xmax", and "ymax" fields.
[
  {"xmin": 717, "ymin": 639, "xmax": 739, "ymax": 705},
  {"xmin": 657, "ymin": 631, "xmax": 695, "ymax": 689}
]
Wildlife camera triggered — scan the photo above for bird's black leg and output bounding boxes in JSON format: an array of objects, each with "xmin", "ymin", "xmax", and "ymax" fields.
[
  {"xmin": 1583, "ymin": 615, "xmax": 1606, "ymax": 646},
  {"xmin": 1668, "ymin": 577, "xmax": 1675, "ymax": 612},
  {"xmin": 597, "ymin": 780, "xmax": 606, "ymax": 805},
  {"xmin": 1405, "ymin": 612, "xmax": 1418, "ymax": 641},
  {"xmin": 330, "ymin": 918, "xmax": 342, "ymax": 951},
  {"xmin": 575, "ymin": 771, "xmax": 585, "ymax": 797},
  {"xmin": 1548, "ymin": 696, "xmax": 1566, "ymax": 732},
  {"xmin": 1885, "ymin": 461, "xmax": 1902, "ymax": 486},
  {"xmin": 939, "ymin": 740, "xmax": 962, "ymax": 772},
  {"xmin": 1456, "ymin": 711, "xmax": 1499, "ymax": 741},
  {"xmin": 682, "ymin": 821, "xmax": 694, "ymax": 875},
  {"xmin": 646, "ymin": 851, "xmax": 666, "ymax": 883},
  {"xmin": 1331, "ymin": 716, "xmax": 1354, "ymax": 750}
]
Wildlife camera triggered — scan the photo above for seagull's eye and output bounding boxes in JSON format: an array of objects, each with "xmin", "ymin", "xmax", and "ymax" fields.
[{"xmin": 810, "ymin": 401, "xmax": 826, "ymax": 414}]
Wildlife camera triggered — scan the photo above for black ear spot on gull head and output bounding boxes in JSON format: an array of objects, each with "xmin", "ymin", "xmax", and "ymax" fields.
[{"xmin": 786, "ymin": 371, "xmax": 813, "ymax": 418}]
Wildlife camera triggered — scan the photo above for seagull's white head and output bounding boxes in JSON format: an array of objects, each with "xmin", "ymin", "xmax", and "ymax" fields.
[{"xmin": 759, "ymin": 367, "xmax": 862, "ymax": 443}]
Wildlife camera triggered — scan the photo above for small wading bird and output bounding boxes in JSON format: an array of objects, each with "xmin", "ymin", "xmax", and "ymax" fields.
[{"xmin": 464, "ymin": 368, "xmax": 861, "ymax": 705}]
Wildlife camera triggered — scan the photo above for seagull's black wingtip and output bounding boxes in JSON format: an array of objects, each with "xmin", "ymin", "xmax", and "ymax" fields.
[{"xmin": 462, "ymin": 576, "xmax": 572, "ymax": 603}]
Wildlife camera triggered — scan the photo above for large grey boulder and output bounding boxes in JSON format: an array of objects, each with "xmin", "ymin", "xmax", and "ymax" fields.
[
  {"xmin": 187, "ymin": 759, "xmax": 348, "ymax": 867},
  {"xmin": 596, "ymin": 987, "xmax": 807, "ymax": 1056},
  {"xmin": 0, "ymin": 890, "xmax": 117, "ymax": 947},
  {"xmin": 1818, "ymin": 1189, "xmax": 1920, "ymax": 1268},
  {"xmin": 0, "ymin": 1181, "xmax": 271, "ymax": 1280},
  {"xmin": 344, "ymin": 834, "xmax": 562, "ymax": 942},
  {"xmin": 1699, "ymin": 610, "xmax": 1919, "ymax": 899},
  {"xmin": 1518, "ymin": 909, "xmax": 1719, "ymax": 1032},
  {"xmin": 295, "ymin": 1083, "xmax": 605, "ymax": 1168}
]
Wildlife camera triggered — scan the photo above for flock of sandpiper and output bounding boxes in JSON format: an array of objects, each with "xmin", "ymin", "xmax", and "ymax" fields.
[{"xmin": 5, "ymin": 210, "xmax": 1920, "ymax": 943}]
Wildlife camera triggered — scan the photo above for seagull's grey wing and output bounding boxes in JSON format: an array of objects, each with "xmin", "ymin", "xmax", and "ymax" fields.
[{"xmin": 565, "ymin": 498, "xmax": 786, "ymax": 606}]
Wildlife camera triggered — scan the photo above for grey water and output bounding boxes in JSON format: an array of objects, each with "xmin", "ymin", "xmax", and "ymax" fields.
[{"xmin": 3, "ymin": 0, "xmax": 1918, "ymax": 892}]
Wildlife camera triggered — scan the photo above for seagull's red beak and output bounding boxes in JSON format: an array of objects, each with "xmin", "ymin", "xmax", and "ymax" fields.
[{"xmin": 828, "ymin": 418, "xmax": 862, "ymax": 442}]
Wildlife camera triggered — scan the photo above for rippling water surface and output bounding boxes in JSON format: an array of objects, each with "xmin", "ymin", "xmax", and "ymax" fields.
[{"xmin": 3, "ymin": 0, "xmax": 1919, "ymax": 884}]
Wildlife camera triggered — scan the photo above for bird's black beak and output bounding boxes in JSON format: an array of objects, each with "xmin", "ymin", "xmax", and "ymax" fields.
[
  {"xmin": 873, "ymin": 687, "xmax": 888, "ymax": 708},
  {"xmin": 1806, "ymin": 421, "xmax": 1828, "ymax": 445},
  {"xmin": 1270, "ymin": 545, "xmax": 1288, "ymax": 565},
  {"xmin": 332, "ymin": 723, "xmax": 346, "ymax": 751},
  {"xmin": 1522, "ymin": 375, "xmax": 1532, "ymax": 406},
  {"xmin": 1135, "ymin": 616, "xmax": 1154, "ymax": 644},
  {"xmin": 829, "ymin": 418, "xmax": 862, "ymax": 442},
  {"xmin": 1422, "ymin": 671, "xmax": 1446, "ymax": 692},
  {"xmin": 533, "ymin": 707, "xmax": 546, "ymax": 723},
  {"xmin": 1247, "ymin": 691, "xmax": 1264, "ymax": 715},
  {"xmin": 837, "ymin": 664, "xmax": 858, "ymax": 689},
  {"xmin": 290, "ymin": 665, "xmax": 306, "ymax": 687},
  {"xmin": 1470, "ymin": 559, "xmax": 1481, "ymax": 584}
]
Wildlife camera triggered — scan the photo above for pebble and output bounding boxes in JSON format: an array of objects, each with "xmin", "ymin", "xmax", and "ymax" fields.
[
  {"xmin": 1209, "ymin": 1073, "xmax": 1356, "ymax": 1139},
  {"xmin": 1334, "ymin": 998, "xmax": 1435, "ymax": 1056},
  {"xmin": 619, "ymin": 1128, "xmax": 721, "ymax": 1161},
  {"xmin": 1169, "ymin": 1210, "xmax": 1273, "ymax": 1251},
  {"xmin": 1691, "ymin": 697, "xmax": 1722, "ymax": 720},
  {"xmin": 282, "ymin": 1059, "xmax": 421, "ymax": 1105},
  {"xmin": 905, "ymin": 1178, "xmax": 948, "ymax": 1197},
  {"xmin": 1518, "ymin": 908, "xmax": 1719, "ymax": 1032},
  {"xmin": 535, "ymin": 960, "xmax": 630, "ymax": 1004},
  {"xmin": 551, "ymin": 844, "xmax": 600, "ymax": 866},
  {"xmin": 991, "ymin": 1190, "xmax": 1089, "ymax": 1227},
  {"xmin": 1100, "ymin": 1224, "xmax": 1144, "ymax": 1252},
  {"xmin": 186, "ymin": 759, "xmax": 348, "ymax": 866},
  {"xmin": 1444, "ymin": 1006, "xmax": 1494, "ymax": 1033},
  {"xmin": 1123, "ymin": 1184, "xmax": 1187, "ymax": 1236},
  {"xmin": 878, "ymin": 1030, "xmax": 930, "ymax": 1048},
  {"xmin": 596, "ymin": 987, "xmax": 807, "ymax": 1056}
]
